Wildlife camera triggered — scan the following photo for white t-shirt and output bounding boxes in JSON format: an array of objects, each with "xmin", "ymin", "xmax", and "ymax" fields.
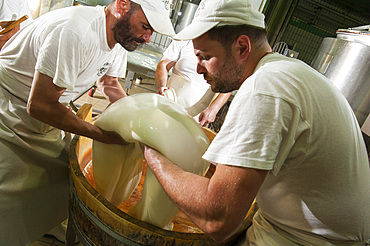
[
  {"xmin": 0, "ymin": 5, "xmax": 127, "ymax": 104},
  {"xmin": 164, "ymin": 40, "xmax": 205, "ymax": 84},
  {"xmin": 0, "ymin": 0, "xmax": 33, "ymax": 27},
  {"xmin": 164, "ymin": 40, "xmax": 214, "ymax": 118},
  {"xmin": 203, "ymin": 53, "xmax": 370, "ymax": 243}
]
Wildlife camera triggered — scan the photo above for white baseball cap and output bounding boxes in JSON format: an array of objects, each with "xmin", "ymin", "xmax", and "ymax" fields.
[
  {"xmin": 174, "ymin": 0, "xmax": 265, "ymax": 40},
  {"xmin": 131, "ymin": 0, "xmax": 175, "ymax": 36}
]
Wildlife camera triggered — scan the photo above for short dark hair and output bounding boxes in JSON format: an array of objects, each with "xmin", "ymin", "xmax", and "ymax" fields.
[{"xmin": 206, "ymin": 25, "xmax": 267, "ymax": 52}]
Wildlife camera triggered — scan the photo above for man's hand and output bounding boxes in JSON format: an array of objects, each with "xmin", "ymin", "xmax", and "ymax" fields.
[
  {"xmin": 198, "ymin": 107, "xmax": 217, "ymax": 127},
  {"xmin": 0, "ymin": 21, "xmax": 20, "ymax": 49},
  {"xmin": 99, "ymin": 129, "xmax": 129, "ymax": 145},
  {"xmin": 198, "ymin": 92, "xmax": 231, "ymax": 127},
  {"xmin": 156, "ymin": 86, "xmax": 169, "ymax": 95}
]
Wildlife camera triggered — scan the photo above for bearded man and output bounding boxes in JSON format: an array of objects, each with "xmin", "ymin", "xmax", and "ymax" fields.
[
  {"xmin": 141, "ymin": 0, "xmax": 370, "ymax": 245},
  {"xmin": 0, "ymin": 0, "xmax": 174, "ymax": 245}
]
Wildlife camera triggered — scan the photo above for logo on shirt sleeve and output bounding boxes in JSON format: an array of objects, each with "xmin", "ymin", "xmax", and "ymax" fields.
[{"xmin": 97, "ymin": 62, "xmax": 111, "ymax": 77}]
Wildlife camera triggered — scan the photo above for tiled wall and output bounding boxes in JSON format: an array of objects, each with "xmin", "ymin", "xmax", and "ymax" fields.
[
  {"xmin": 281, "ymin": 18, "xmax": 334, "ymax": 64},
  {"xmin": 272, "ymin": 0, "xmax": 369, "ymax": 65},
  {"xmin": 149, "ymin": 32, "xmax": 173, "ymax": 51}
]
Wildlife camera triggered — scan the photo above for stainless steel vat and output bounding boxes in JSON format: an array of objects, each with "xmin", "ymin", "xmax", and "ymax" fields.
[
  {"xmin": 311, "ymin": 29, "xmax": 370, "ymax": 126},
  {"xmin": 173, "ymin": 1, "xmax": 199, "ymax": 33}
]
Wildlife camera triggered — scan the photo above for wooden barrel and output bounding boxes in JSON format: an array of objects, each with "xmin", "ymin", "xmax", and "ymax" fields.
[{"xmin": 67, "ymin": 105, "xmax": 258, "ymax": 245}]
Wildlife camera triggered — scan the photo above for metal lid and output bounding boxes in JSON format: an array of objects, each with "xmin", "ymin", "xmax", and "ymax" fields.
[{"xmin": 336, "ymin": 25, "xmax": 370, "ymax": 46}]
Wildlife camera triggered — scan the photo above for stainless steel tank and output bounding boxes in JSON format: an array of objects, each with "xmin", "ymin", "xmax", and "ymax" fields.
[
  {"xmin": 311, "ymin": 27, "xmax": 370, "ymax": 126},
  {"xmin": 173, "ymin": 0, "xmax": 199, "ymax": 33}
]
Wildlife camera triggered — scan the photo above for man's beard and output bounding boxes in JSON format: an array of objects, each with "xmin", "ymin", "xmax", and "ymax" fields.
[
  {"xmin": 112, "ymin": 13, "xmax": 145, "ymax": 51},
  {"xmin": 204, "ymin": 55, "xmax": 244, "ymax": 93}
]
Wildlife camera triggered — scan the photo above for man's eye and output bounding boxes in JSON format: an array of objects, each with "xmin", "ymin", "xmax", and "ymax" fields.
[
  {"xmin": 142, "ymin": 25, "xmax": 150, "ymax": 30},
  {"xmin": 196, "ymin": 52, "xmax": 210, "ymax": 61}
]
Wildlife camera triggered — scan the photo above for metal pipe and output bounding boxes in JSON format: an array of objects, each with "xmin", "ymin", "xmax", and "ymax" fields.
[{"xmin": 265, "ymin": 0, "xmax": 297, "ymax": 46}]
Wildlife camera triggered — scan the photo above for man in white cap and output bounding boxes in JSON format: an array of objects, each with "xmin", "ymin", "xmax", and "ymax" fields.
[
  {"xmin": 0, "ymin": 0, "xmax": 174, "ymax": 245},
  {"xmin": 155, "ymin": 39, "xmax": 231, "ymax": 127},
  {"xmin": 142, "ymin": 0, "xmax": 370, "ymax": 245}
]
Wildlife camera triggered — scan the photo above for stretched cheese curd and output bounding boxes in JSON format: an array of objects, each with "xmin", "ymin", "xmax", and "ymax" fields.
[{"xmin": 92, "ymin": 93, "xmax": 210, "ymax": 228}]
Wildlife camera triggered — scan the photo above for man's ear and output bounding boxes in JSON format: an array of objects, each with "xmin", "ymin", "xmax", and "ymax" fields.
[
  {"xmin": 116, "ymin": 0, "xmax": 130, "ymax": 16},
  {"xmin": 234, "ymin": 35, "xmax": 251, "ymax": 60}
]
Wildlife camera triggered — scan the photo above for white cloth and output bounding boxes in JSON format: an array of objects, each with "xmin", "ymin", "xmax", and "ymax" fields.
[
  {"xmin": 203, "ymin": 53, "xmax": 370, "ymax": 244},
  {"xmin": 164, "ymin": 40, "xmax": 214, "ymax": 119},
  {"xmin": 239, "ymin": 210, "xmax": 367, "ymax": 246},
  {"xmin": 0, "ymin": 0, "xmax": 33, "ymax": 27},
  {"xmin": 0, "ymin": 5, "xmax": 127, "ymax": 245}
]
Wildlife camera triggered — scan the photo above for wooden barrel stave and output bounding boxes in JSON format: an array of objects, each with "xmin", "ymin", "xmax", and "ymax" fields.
[{"xmin": 69, "ymin": 127, "xmax": 257, "ymax": 245}]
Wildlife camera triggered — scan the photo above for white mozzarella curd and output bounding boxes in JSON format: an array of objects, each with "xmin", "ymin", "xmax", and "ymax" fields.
[{"xmin": 93, "ymin": 93, "xmax": 210, "ymax": 228}]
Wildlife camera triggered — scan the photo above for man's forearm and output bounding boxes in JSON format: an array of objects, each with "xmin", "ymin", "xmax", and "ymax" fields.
[
  {"xmin": 155, "ymin": 67, "xmax": 169, "ymax": 89},
  {"xmin": 155, "ymin": 58, "xmax": 175, "ymax": 93},
  {"xmin": 28, "ymin": 71, "xmax": 126, "ymax": 144},
  {"xmin": 28, "ymin": 97, "xmax": 123, "ymax": 143},
  {"xmin": 142, "ymin": 146, "xmax": 258, "ymax": 242},
  {"xmin": 209, "ymin": 92, "xmax": 231, "ymax": 112}
]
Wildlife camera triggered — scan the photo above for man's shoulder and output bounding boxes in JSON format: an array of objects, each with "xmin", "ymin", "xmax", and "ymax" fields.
[{"xmin": 37, "ymin": 5, "xmax": 104, "ymax": 41}]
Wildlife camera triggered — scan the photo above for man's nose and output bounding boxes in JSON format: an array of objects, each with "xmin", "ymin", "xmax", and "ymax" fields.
[
  {"xmin": 142, "ymin": 29, "xmax": 153, "ymax": 43},
  {"xmin": 197, "ymin": 63, "xmax": 206, "ymax": 74}
]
